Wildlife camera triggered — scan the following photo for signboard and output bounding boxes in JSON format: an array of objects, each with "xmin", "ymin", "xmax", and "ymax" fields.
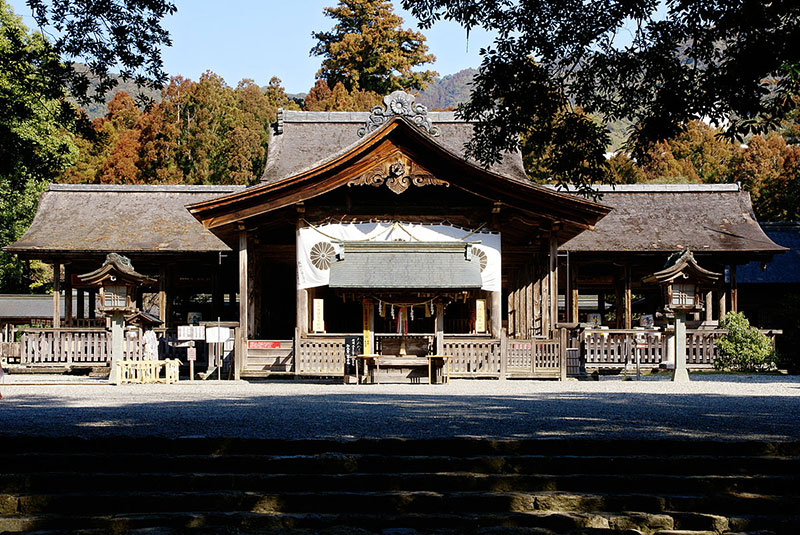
[
  {"xmin": 178, "ymin": 325, "xmax": 205, "ymax": 341},
  {"xmin": 186, "ymin": 347, "xmax": 196, "ymax": 362},
  {"xmin": 248, "ymin": 340, "xmax": 281, "ymax": 350},
  {"xmin": 312, "ymin": 298, "xmax": 325, "ymax": 333},
  {"xmin": 639, "ymin": 314, "xmax": 654, "ymax": 328},
  {"xmin": 344, "ymin": 336, "xmax": 363, "ymax": 375},
  {"xmin": 475, "ymin": 299, "xmax": 487, "ymax": 333},
  {"xmin": 205, "ymin": 326, "xmax": 232, "ymax": 344},
  {"xmin": 587, "ymin": 313, "xmax": 602, "ymax": 326},
  {"xmin": 362, "ymin": 299, "xmax": 373, "ymax": 354}
]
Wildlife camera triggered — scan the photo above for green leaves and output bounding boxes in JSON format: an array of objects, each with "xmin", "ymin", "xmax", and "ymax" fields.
[
  {"xmin": 402, "ymin": 0, "xmax": 800, "ymax": 192},
  {"xmin": 714, "ymin": 312, "xmax": 776, "ymax": 373},
  {"xmin": 312, "ymin": 0, "xmax": 437, "ymax": 94}
]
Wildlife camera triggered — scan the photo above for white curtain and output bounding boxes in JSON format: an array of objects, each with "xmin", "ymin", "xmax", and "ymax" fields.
[{"xmin": 296, "ymin": 222, "xmax": 501, "ymax": 291}]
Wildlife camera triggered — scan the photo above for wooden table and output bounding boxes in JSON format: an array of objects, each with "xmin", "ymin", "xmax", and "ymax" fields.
[
  {"xmin": 426, "ymin": 355, "xmax": 452, "ymax": 384},
  {"xmin": 354, "ymin": 354, "xmax": 451, "ymax": 384}
]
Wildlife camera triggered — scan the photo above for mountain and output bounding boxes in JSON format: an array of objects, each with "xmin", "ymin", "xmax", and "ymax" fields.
[
  {"xmin": 69, "ymin": 65, "xmax": 162, "ymax": 120},
  {"xmin": 416, "ymin": 68, "xmax": 476, "ymax": 110}
]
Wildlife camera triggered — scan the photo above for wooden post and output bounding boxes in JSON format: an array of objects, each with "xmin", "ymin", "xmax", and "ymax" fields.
[
  {"xmin": 76, "ymin": 288, "xmax": 85, "ymax": 322},
  {"xmin": 730, "ymin": 265, "xmax": 738, "ymax": 313},
  {"xmin": 63, "ymin": 266, "xmax": 73, "ymax": 327},
  {"xmin": 704, "ymin": 290, "xmax": 713, "ymax": 322},
  {"xmin": 88, "ymin": 289, "xmax": 96, "ymax": 320},
  {"xmin": 435, "ymin": 303, "xmax": 444, "ymax": 355},
  {"xmin": 52, "ymin": 263, "xmax": 61, "ymax": 329},
  {"xmin": 499, "ymin": 328, "xmax": 508, "ymax": 380},
  {"xmin": 237, "ymin": 228, "xmax": 248, "ymax": 381},
  {"xmin": 623, "ymin": 264, "xmax": 632, "ymax": 330},
  {"xmin": 559, "ymin": 327, "xmax": 568, "ymax": 381},
  {"xmin": 568, "ymin": 263, "xmax": 579, "ymax": 323},
  {"xmin": 158, "ymin": 265, "xmax": 167, "ymax": 324},
  {"xmin": 718, "ymin": 288, "xmax": 727, "ymax": 320},
  {"xmin": 549, "ymin": 235, "xmax": 558, "ymax": 335},
  {"xmin": 490, "ymin": 290, "xmax": 502, "ymax": 338}
]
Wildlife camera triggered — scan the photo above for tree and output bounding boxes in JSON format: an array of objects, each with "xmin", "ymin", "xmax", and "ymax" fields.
[
  {"xmin": 401, "ymin": 0, "xmax": 800, "ymax": 193},
  {"xmin": 0, "ymin": 0, "xmax": 78, "ymax": 292},
  {"xmin": 639, "ymin": 121, "xmax": 739, "ymax": 185},
  {"xmin": 312, "ymin": 0, "xmax": 437, "ymax": 94},
  {"xmin": 20, "ymin": 0, "xmax": 176, "ymax": 105},
  {"xmin": 303, "ymin": 80, "xmax": 382, "ymax": 112}
]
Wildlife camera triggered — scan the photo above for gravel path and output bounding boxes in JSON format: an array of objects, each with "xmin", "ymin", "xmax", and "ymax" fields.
[{"xmin": 1, "ymin": 375, "xmax": 799, "ymax": 441}]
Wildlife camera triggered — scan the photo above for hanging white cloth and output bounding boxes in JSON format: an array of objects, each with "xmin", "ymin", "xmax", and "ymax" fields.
[{"xmin": 297, "ymin": 222, "xmax": 501, "ymax": 291}]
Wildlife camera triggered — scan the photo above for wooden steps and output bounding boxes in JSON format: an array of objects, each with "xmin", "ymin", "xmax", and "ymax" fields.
[{"xmin": 1, "ymin": 438, "xmax": 798, "ymax": 534}]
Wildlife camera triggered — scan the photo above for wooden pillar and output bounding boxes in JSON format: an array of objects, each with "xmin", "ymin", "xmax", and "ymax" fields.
[
  {"xmin": 623, "ymin": 264, "xmax": 632, "ymax": 330},
  {"xmin": 236, "ymin": 228, "xmax": 248, "ymax": 380},
  {"xmin": 549, "ymin": 235, "xmax": 558, "ymax": 335},
  {"xmin": 76, "ymin": 288, "xmax": 85, "ymax": 321},
  {"xmin": 435, "ymin": 303, "xmax": 444, "ymax": 355},
  {"xmin": 568, "ymin": 262, "xmax": 579, "ymax": 323},
  {"xmin": 718, "ymin": 288, "xmax": 727, "ymax": 320},
  {"xmin": 52, "ymin": 262, "xmax": 61, "ymax": 329},
  {"xmin": 88, "ymin": 289, "xmax": 96, "ymax": 320},
  {"xmin": 730, "ymin": 265, "xmax": 738, "ymax": 313},
  {"xmin": 158, "ymin": 265, "xmax": 167, "ymax": 325},
  {"xmin": 490, "ymin": 290, "xmax": 502, "ymax": 338},
  {"xmin": 704, "ymin": 290, "xmax": 713, "ymax": 322},
  {"xmin": 63, "ymin": 266, "xmax": 73, "ymax": 327}
]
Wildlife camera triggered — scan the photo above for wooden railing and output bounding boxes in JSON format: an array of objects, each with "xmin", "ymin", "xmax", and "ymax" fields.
[
  {"xmin": 506, "ymin": 339, "xmax": 561, "ymax": 375},
  {"xmin": 296, "ymin": 336, "xmax": 346, "ymax": 376},
  {"xmin": 582, "ymin": 328, "xmax": 778, "ymax": 368},
  {"xmin": 17, "ymin": 328, "xmax": 182, "ymax": 367},
  {"xmin": 444, "ymin": 337, "xmax": 501, "ymax": 376},
  {"xmin": 583, "ymin": 329, "xmax": 665, "ymax": 367}
]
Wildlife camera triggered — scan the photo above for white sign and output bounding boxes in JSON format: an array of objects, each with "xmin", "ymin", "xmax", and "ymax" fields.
[
  {"xmin": 186, "ymin": 347, "xmax": 196, "ymax": 361},
  {"xmin": 178, "ymin": 325, "xmax": 205, "ymax": 341},
  {"xmin": 205, "ymin": 326, "xmax": 232, "ymax": 344}
]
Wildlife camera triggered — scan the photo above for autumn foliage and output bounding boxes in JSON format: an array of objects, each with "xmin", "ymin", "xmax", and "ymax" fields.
[{"xmin": 62, "ymin": 74, "xmax": 299, "ymax": 185}]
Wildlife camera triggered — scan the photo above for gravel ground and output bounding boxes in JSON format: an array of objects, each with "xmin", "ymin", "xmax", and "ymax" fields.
[{"xmin": 1, "ymin": 374, "xmax": 799, "ymax": 441}]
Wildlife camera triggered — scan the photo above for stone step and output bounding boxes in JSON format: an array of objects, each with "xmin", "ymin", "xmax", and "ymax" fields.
[
  {"xmin": 3, "ymin": 437, "xmax": 799, "ymax": 458},
  {"xmin": 6, "ymin": 489, "xmax": 798, "ymax": 518},
  {"xmin": 1, "ymin": 510, "xmax": 797, "ymax": 535},
  {"xmin": 2, "ymin": 472, "xmax": 798, "ymax": 503},
  {"xmin": 3, "ymin": 451, "xmax": 798, "ymax": 478}
]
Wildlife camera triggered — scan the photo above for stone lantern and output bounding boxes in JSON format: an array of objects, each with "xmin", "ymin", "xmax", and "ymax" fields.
[
  {"xmin": 78, "ymin": 253, "xmax": 155, "ymax": 383},
  {"xmin": 643, "ymin": 250, "xmax": 720, "ymax": 382}
]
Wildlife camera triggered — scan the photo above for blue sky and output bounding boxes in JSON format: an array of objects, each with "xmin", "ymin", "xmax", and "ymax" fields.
[{"xmin": 9, "ymin": 0, "xmax": 495, "ymax": 95}]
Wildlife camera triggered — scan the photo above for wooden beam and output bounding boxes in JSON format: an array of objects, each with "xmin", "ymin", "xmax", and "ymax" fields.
[
  {"xmin": 549, "ymin": 235, "xmax": 558, "ymax": 335},
  {"xmin": 705, "ymin": 290, "xmax": 713, "ymax": 322},
  {"xmin": 63, "ymin": 265, "xmax": 72, "ymax": 327},
  {"xmin": 158, "ymin": 265, "xmax": 167, "ymax": 325},
  {"xmin": 76, "ymin": 288, "xmax": 85, "ymax": 321},
  {"xmin": 624, "ymin": 263, "xmax": 632, "ymax": 330},
  {"xmin": 237, "ymin": 228, "xmax": 248, "ymax": 380},
  {"xmin": 730, "ymin": 265, "xmax": 738, "ymax": 313},
  {"xmin": 52, "ymin": 263, "xmax": 61, "ymax": 329}
]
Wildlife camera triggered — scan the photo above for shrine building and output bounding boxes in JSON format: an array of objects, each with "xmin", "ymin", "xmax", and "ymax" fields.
[{"xmin": 5, "ymin": 91, "xmax": 784, "ymax": 379}]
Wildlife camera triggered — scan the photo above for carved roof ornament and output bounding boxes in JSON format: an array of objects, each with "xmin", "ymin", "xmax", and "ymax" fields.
[
  {"xmin": 348, "ymin": 157, "xmax": 449, "ymax": 195},
  {"xmin": 358, "ymin": 91, "xmax": 441, "ymax": 138}
]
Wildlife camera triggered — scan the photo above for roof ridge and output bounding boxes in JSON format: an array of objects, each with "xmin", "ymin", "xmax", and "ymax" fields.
[
  {"xmin": 544, "ymin": 183, "xmax": 741, "ymax": 193},
  {"xmin": 49, "ymin": 184, "xmax": 247, "ymax": 193}
]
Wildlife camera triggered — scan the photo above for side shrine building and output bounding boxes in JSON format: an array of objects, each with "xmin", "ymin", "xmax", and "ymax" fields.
[{"xmin": 5, "ymin": 92, "xmax": 785, "ymax": 380}]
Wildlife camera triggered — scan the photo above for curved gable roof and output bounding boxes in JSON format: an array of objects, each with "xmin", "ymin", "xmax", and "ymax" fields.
[
  {"xmin": 189, "ymin": 117, "xmax": 610, "ymax": 234},
  {"xmin": 263, "ymin": 110, "xmax": 529, "ymax": 184}
]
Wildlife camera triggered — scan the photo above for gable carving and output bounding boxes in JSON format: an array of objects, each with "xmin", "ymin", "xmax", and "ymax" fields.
[
  {"xmin": 358, "ymin": 91, "xmax": 441, "ymax": 138},
  {"xmin": 348, "ymin": 155, "xmax": 449, "ymax": 195}
]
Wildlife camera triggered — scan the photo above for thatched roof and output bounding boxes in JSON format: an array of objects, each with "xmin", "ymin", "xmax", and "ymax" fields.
[
  {"xmin": 262, "ymin": 110, "xmax": 529, "ymax": 184},
  {"xmin": 6, "ymin": 184, "xmax": 245, "ymax": 258},
  {"xmin": 559, "ymin": 184, "xmax": 786, "ymax": 255}
]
